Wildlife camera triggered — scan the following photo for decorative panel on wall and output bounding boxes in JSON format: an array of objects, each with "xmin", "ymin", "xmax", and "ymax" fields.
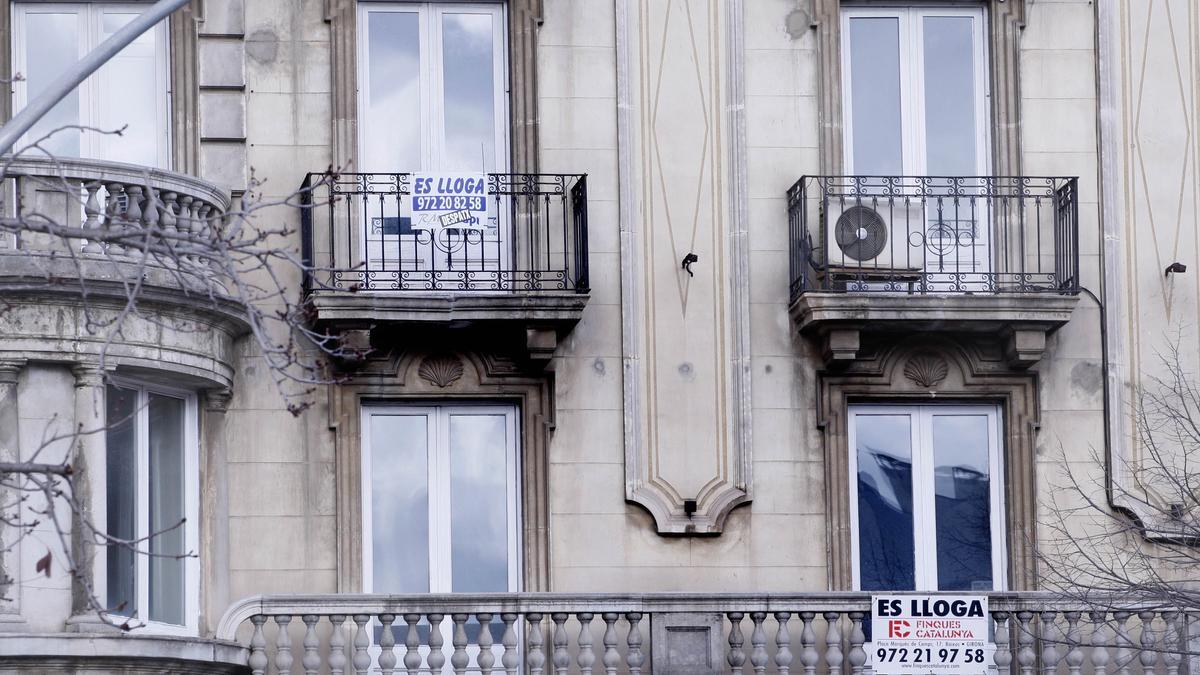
[{"xmin": 617, "ymin": 0, "xmax": 751, "ymax": 534}]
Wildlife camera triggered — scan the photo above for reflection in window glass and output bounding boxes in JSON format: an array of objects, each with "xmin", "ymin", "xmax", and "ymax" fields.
[
  {"xmin": 148, "ymin": 393, "xmax": 185, "ymax": 624},
  {"xmin": 364, "ymin": 11, "xmax": 422, "ymax": 171},
  {"xmin": 441, "ymin": 13, "xmax": 496, "ymax": 171},
  {"xmin": 97, "ymin": 11, "xmax": 161, "ymax": 167},
  {"xmin": 923, "ymin": 17, "xmax": 978, "ymax": 175},
  {"xmin": 105, "ymin": 384, "xmax": 138, "ymax": 616},
  {"xmin": 847, "ymin": 17, "xmax": 903, "ymax": 175},
  {"xmin": 449, "ymin": 414, "xmax": 508, "ymax": 592},
  {"xmin": 931, "ymin": 414, "xmax": 992, "ymax": 590},
  {"xmin": 855, "ymin": 414, "xmax": 915, "ymax": 590},
  {"xmin": 23, "ymin": 12, "xmax": 81, "ymax": 158},
  {"xmin": 370, "ymin": 414, "xmax": 431, "ymax": 592}
]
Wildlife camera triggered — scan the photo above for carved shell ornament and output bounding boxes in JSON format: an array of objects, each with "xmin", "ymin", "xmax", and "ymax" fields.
[
  {"xmin": 904, "ymin": 354, "xmax": 949, "ymax": 389},
  {"xmin": 418, "ymin": 354, "xmax": 464, "ymax": 388}
]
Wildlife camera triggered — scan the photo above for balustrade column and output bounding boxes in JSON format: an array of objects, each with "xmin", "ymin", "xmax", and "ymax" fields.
[
  {"xmin": 625, "ymin": 612, "xmax": 645, "ymax": 675},
  {"xmin": 728, "ymin": 612, "xmax": 747, "ymax": 675},
  {"xmin": 82, "ymin": 183, "xmax": 104, "ymax": 254}
]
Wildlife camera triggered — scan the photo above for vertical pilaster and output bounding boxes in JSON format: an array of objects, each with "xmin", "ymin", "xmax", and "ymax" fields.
[
  {"xmin": 200, "ymin": 388, "xmax": 231, "ymax": 635},
  {"xmin": 67, "ymin": 364, "xmax": 106, "ymax": 628},
  {"xmin": 0, "ymin": 360, "xmax": 25, "ymax": 629}
]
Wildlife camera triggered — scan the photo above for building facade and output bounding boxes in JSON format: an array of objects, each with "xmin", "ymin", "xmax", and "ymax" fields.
[{"xmin": 0, "ymin": 0, "xmax": 1196, "ymax": 672}]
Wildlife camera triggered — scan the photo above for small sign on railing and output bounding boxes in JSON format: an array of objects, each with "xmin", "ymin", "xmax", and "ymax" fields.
[
  {"xmin": 412, "ymin": 172, "xmax": 489, "ymax": 231},
  {"xmin": 870, "ymin": 595, "xmax": 992, "ymax": 675}
]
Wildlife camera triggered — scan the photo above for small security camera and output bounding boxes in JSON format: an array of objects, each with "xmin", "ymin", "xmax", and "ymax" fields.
[{"xmin": 1165, "ymin": 262, "xmax": 1188, "ymax": 276}]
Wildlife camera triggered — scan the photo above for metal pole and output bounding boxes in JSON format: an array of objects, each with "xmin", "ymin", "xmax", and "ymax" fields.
[{"xmin": 0, "ymin": 0, "xmax": 190, "ymax": 156}]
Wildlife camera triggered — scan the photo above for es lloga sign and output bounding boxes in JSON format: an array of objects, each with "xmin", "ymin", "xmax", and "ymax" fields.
[
  {"xmin": 870, "ymin": 595, "xmax": 993, "ymax": 675},
  {"xmin": 412, "ymin": 173, "xmax": 489, "ymax": 231}
]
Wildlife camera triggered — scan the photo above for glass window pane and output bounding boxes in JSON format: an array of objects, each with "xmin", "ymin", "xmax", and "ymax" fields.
[
  {"xmin": 855, "ymin": 413, "xmax": 915, "ymax": 590},
  {"xmin": 847, "ymin": 17, "xmax": 903, "ymax": 175},
  {"xmin": 22, "ymin": 11, "xmax": 81, "ymax": 157},
  {"xmin": 369, "ymin": 414, "xmax": 430, "ymax": 592},
  {"xmin": 441, "ymin": 12, "xmax": 497, "ymax": 171},
  {"xmin": 449, "ymin": 413, "xmax": 508, "ymax": 592},
  {"xmin": 931, "ymin": 414, "xmax": 993, "ymax": 591},
  {"xmin": 96, "ymin": 12, "xmax": 162, "ymax": 166},
  {"xmin": 364, "ymin": 11, "xmax": 422, "ymax": 171},
  {"xmin": 148, "ymin": 393, "xmax": 185, "ymax": 625},
  {"xmin": 105, "ymin": 384, "xmax": 138, "ymax": 616},
  {"xmin": 923, "ymin": 16, "xmax": 979, "ymax": 175}
]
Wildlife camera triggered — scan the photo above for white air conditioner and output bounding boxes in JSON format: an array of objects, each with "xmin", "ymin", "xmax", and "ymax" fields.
[{"xmin": 823, "ymin": 200, "xmax": 928, "ymax": 271}]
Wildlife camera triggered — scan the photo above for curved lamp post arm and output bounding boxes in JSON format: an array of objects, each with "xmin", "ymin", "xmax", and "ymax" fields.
[{"xmin": 0, "ymin": 0, "xmax": 191, "ymax": 156}]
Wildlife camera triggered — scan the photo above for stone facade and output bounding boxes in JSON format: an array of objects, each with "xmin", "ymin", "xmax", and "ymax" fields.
[{"xmin": 0, "ymin": 0, "xmax": 1196, "ymax": 668}]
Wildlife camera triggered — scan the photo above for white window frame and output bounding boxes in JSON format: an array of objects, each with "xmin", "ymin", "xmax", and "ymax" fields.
[
  {"xmin": 11, "ymin": 2, "xmax": 172, "ymax": 167},
  {"xmin": 847, "ymin": 403, "xmax": 1006, "ymax": 592},
  {"xmin": 360, "ymin": 403, "xmax": 522, "ymax": 594},
  {"xmin": 99, "ymin": 377, "xmax": 200, "ymax": 634},
  {"xmin": 840, "ymin": 5, "xmax": 991, "ymax": 176},
  {"xmin": 355, "ymin": 1, "xmax": 510, "ymax": 173}
]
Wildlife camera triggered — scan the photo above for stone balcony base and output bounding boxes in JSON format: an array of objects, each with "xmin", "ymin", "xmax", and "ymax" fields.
[
  {"xmin": 0, "ymin": 633, "xmax": 248, "ymax": 675},
  {"xmin": 309, "ymin": 290, "xmax": 589, "ymax": 366},
  {"xmin": 790, "ymin": 292, "xmax": 1079, "ymax": 367}
]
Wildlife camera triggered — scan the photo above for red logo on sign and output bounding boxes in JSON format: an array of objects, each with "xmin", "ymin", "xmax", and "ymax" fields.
[{"xmin": 888, "ymin": 620, "xmax": 911, "ymax": 638}]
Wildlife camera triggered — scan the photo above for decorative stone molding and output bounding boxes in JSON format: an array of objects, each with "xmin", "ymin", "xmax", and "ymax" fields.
[
  {"xmin": 816, "ymin": 335, "xmax": 1040, "ymax": 590},
  {"xmin": 615, "ymin": 0, "xmax": 752, "ymax": 535},
  {"xmin": 810, "ymin": 0, "xmax": 1027, "ymax": 175},
  {"xmin": 902, "ymin": 353, "xmax": 949, "ymax": 389},
  {"xmin": 792, "ymin": 292, "xmax": 1077, "ymax": 369},
  {"xmin": 331, "ymin": 343, "xmax": 554, "ymax": 592},
  {"xmin": 417, "ymin": 354, "xmax": 465, "ymax": 388},
  {"xmin": 0, "ymin": 633, "xmax": 247, "ymax": 674}
]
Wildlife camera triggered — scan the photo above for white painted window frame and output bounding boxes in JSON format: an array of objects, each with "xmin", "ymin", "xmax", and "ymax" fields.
[
  {"xmin": 100, "ymin": 377, "xmax": 200, "ymax": 634},
  {"xmin": 11, "ymin": 2, "xmax": 172, "ymax": 168},
  {"xmin": 840, "ymin": 4, "xmax": 991, "ymax": 176},
  {"xmin": 355, "ymin": 1, "xmax": 510, "ymax": 173},
  {"xmin": 847, "ymin": 403, "xmax": 1006, "ymax": 592},
  {"xmin": 360, "ymin": 403, "xmax": 522, "ymax": 595}
]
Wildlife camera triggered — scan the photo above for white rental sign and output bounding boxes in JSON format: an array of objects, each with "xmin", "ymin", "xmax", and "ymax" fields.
[
  {"xmin": 870, "ymin": 595, "xmax": 992, "ymax": 675},
  {"xmin": 412, "ymin": 172, "xmax": 489, "ymax": 231}
]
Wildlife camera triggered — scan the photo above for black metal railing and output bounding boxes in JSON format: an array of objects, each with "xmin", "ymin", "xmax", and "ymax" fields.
[
  {"xmin": 787, "ymin": 176, "xmax": 1080, "ymax": 301},
  {"xmin": 300, "ymin": 172, "xmax": 588, "ymax": 293}
]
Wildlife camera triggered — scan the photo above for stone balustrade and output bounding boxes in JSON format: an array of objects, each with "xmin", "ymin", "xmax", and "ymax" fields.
[
  {"xmin": 0, "ymin": 154, "xmax": 230, "ymax": 270},
  {"xmin": 216, "ymin": 593, "xmax": 1197, "ymax": 675}
]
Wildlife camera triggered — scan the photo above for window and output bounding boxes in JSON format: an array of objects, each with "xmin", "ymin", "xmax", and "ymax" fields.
[
  {"xmin": 357, "ymin": 2, "xmax": 508, "ymax": 173},
  {"xmin": 848, "ymin": 404, "xmax": 1005, "ymax": 591},
  {"xmin": 11, "ymin": 3, "xmax": 170, "ymax": 167},
  {"xmin": 841, "ymin": 6, "xmax": 988, "ymax": 176},
  {"xmin": 361, "ymin": 404, "xmax": 520, "ymax": 594},
  {"xmin": 104, "ymin": 381, "xmax": 198, "ymax": 630}
]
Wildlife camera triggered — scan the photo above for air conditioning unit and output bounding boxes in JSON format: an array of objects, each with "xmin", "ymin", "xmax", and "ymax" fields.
[{"xmin": 823, "ymin": 200, "xmax": 928, "ymax": 271}]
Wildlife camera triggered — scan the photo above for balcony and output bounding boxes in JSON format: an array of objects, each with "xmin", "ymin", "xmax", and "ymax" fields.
[
  {"xmin": 787, "ymin": 176, "xmax": 1080, "ymax": 366},
  {"xmin": 0, "ymin": 155, "xmax": 248, "ymax": 388},
  {"xmin": 300, "ymin": 172, "xmax": 590, "ymax": 363},
  {"xmin": 217, "ymin": 592, "xmax": 1189, "ymax": 675}
]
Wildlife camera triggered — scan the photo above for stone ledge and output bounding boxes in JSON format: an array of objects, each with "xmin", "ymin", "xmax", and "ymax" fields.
[
  {"xmin": 790, "ymin": 292, "xmax": 1079, "ymax": 367},
  {"xmin": 0, "ymin": 633, "xmax": 248, "ymax": 674},
  {"xmin": 309, "ymin": 290, "xmax": 589, "ymax": 326}
]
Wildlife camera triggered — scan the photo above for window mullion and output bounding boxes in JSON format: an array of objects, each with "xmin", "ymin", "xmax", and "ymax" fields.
[
  {"xmin": 431, "ymin": 407, "xmax": 451, "ymax": 593},
  {"xmin": 136, "ymin": 387, "xmax": 151, "ymax": 620},
  {"xmin": 912, "ymin": 407, "xmax": 937, "ymax": 591},
  {"xmin": 425, "ymin": 5, "xmax": 441, "ymax": 171}
]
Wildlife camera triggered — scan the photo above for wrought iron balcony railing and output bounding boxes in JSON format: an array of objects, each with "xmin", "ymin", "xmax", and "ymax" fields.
[
  {"xmin": 787, "ymin": 176, "xmax": 1080, "ymax": 302},
  {"xmin": 217, "ymin": 592, "xmax": 1193, "ymax": 675},
  {"xmin": 300, "ymin": 172, "xmax": 589, "ymax": 294}
]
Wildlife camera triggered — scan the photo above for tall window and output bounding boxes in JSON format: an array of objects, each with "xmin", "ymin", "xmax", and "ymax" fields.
[
  {"xmin": 841, "ymin": 6, "xmax": 988, "ymax": 176},
  {"xmin": 849, "ymin": 404, "xmax": 1005, "ymax": 591},
  {"xmin": 357, "ymin": 2, "xmax": 508, "ymax": 173},
  {"xmin": 12, "ymin": 3, "xmax": 170, "ymax": 167},
  {"xmin": 362, "ymin": 404, "xmax": 520, "ymax": 594},
  {"xmin": 105, "ymin": 382, "xmax": 198, "ymax": 630}
]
